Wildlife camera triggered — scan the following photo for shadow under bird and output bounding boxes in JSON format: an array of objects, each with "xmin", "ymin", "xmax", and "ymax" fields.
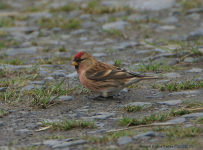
[{"xmin": 72, "ymin": 51, "xmax": 158, "ymax": 97}]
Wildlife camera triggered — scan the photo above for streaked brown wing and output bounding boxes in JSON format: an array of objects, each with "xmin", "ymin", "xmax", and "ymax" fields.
[{"xmin": 85, "ymin": 62, "xmax": 146, "ymax": 81}]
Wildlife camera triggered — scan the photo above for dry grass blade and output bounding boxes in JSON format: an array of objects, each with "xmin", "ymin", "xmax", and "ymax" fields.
[
  {"xmin": 0, "ymin": 12, "xmax": 20, "ymax": 17},
  {"xmin": 35, "ymin": 125, "xmax": 51, "ymax": 132},
  {"xmin": 188, "ymin": 108, "xmax": 203, "ymax": 112}
]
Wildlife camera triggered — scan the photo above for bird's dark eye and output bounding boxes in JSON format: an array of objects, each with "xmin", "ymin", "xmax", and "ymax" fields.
[{"xmin": 80, "ymin": 58, "xmax": 85, "ymax": 61}]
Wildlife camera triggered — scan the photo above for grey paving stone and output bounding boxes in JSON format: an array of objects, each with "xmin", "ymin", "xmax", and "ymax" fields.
[
  {"xmin": 102, "ymin": 21, "xmax": 130, "ymax": 30},
  {"xmin": 117, "ymin": 136, "xmax": 132, "ymax": 146},
  {"xmin": 29, "ymin": 12, "xmax": 53, "ymax": 18},
  {"xmin": 74, "ymin": 112, "xmax": 90, "ymax": 118},
  {"xmin": 124, "ymin": 102, "xmax": 151, "ymax": 107},
  {"xmin": 63, "ymin": 138, "xmax": 74, "ymax": 142},
  {"xmin": 15, "ymin": 129, "xmax": 31, "ymax": 133},
  {"xmin": 70, "ymin": 29, "xmax": 86, "ymax": 35},
  {"xmin": 79, "ymin": 37, "xmax": 88, "ymax": 42},
  {"xmin": 168, "ymin": 90, "xmax": 199, "ymax": 96},
  {"xmin": 65, "ymin": 72, "xmax": 78, "ymax": 78},
  {"xmin": 42, "ymin": 119, "xmax": 61, "ymax": 123},
  {"xmin": 130, "ymin": 0, "xmax": 176, "ymax": 11},
  {"xmin": 194, "ymin": 78, "xmax": 203, "ymax": 81},
  {"xmin": 170, "ymin": 35, "xmax": 188, "ymax": 41},
  {"xmin": 0, "ymin": 122, "xmax": 4, "ymax": 126},
  {"xmin": 44, "ymin": 77, "xmax": 55, "ymax": 82},
  {"xmin": 91, "ymin": 114, "xmax": 114, "ymax": 120},
  {"xmin": 105, "ymin": 145, "xmax": 118, "ymax": 150},
  {"xmin": 187, "ymin": 68, "xmax": 203, "ymax": 73},
  {"xmin": 26, "ymin": 123, "xmax": 37, "ymax": 129},
  {"xmin": 43, "ymin": 140, "xmax": 62, "ymax": 146},
  {"xmin": 183, "ymin": 57, "xmax": 195, "ymax": 63},
  {"xmin": 127, "ymin": 14, "xmax": 147, "ymax": 21},
  {"xmin": 185, "ymin": 8, "xmax": 203, "ymax": 14},
  {"xmin": 160, "ymin": 16, "xmax": 179, "ymax": 24},
  {"xmin": 183, "ymin": 124, "xmax": 194, "ymax": 128},
  {"xmin": 0, "ymin": 87, "xmax": 8, "ymax": 92},
  {"xmin": 152, "ymin": 118, "xmax": 186, "ymax": 125},
  {"xmin": 32, "ymin": 142, "xmax": 42, "ymax": 146},
  {"xmin": 83, "ymin": 112, "xmax": 115, "ymax": 120},
  {"xmin": 52, "ymin": 71, "xmax": 66, "ymax": 77},
  {"xmin": 188, "ymin": 28, "xmax": 203, "ymax": 40},
  {"xmin": 51, "ymin": 96, "xmax": 74, "ymax": 102},
  {"xmin": 38, "ymin": 70, "xmax": 50, "ymax": 77},
  {"xmin": 181, "ymin": 113, "xmax": 203, "ymax": 118},
  {"xmin": 52, "ymin": 140, "xmax": 88, "ymax": 149},
  {"xmin": 6, "ymin": 47, "xmax": 38, "ymax": 56},
  {"xmin": 82, "ymin": 22, "xmax": 96, "ymax": 29},
  {"xmin": 21, "ymin": 85, "xmax": 36, "ymax": 92},
  {"xmin": 140, "ymin": 136, "xmax": 151, "ymax": 140},
  {"xmin": 0, "ymin": 26, "xmax": 39, "ymax": 33},
  {"xmin": 157, "ymin": 80, "xmax": 170, "ymax": 83},
  {"xmin": 30, "ymin": 81, "xmax": 45, "ymax": 85},
  {"xmin": 136, "ymin": 50, "xmax": 151, "ymax": 54},
  {"xmin": 185, "ymin": 13, "xmax": 200, "ymax": 21},
  {"xmin": 156, "ymin": 25, "xmax": 176, "ymax": 31},
  {"xmin": 94, "ymin": 123, "xmax": 105, "ymax": 128},
  {"xmin": 0, "ymin": 146, "xmax": 16, "ymax": 150},
  {"xmin": 80, "ymin": 14, "xmax": 91, "ymax": 19},
  {"xmin": 146, "ymin": 95, "xmax": 163, "ymax": 98},
  {"xmin": 194, "ymin": 57, "xmax": 203, "ymax": 63},
  {"xmin": 156, "ymin": 100, "xmax": 182, "ymax": 106},
  {"xmin": 120, "ymin": 88, "xmax": 128, "ymax": 93},
  {"xmin": 54, "ymin": 52, "xmax": 71, "ymax": 56},
  {"xmin": 132, "ymin": 131, "xmax": 156, "ymax": 140},
  {"xmin": 92, "ymin": 53, "xmax": 107, "ymax": 57},
  {"xmin": 164, "ymin": 73, "xmax": 180, "ymax": 78}
]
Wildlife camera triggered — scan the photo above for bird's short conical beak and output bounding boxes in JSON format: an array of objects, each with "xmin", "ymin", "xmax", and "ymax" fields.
[{"xmin": 72, "ymin": 61, "xmax": 78, "ymax": 66}]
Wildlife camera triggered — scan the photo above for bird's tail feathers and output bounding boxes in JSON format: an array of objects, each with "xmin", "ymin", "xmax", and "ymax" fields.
[{"xmin": 125, "ymin": 76, "xmax": 158, "ymax": 87}]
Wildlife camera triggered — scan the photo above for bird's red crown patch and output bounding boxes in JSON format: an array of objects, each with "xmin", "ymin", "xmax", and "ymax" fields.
[{"xmin": 74, "ymin": 51, "xmax": 84, "ymax": 59}]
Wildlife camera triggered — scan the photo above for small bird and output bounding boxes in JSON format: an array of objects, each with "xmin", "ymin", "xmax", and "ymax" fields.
[{"xmin": 72, "ymin": 51, "xmax": 158, "ymax": 97}]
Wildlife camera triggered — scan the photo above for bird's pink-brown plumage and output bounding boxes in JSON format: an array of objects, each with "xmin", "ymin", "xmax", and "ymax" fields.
[{"xmin": 72, "ymin": 51, "xmax": 158, "ymax": 97}]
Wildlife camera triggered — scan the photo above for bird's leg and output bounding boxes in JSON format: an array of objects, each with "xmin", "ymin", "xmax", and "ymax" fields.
[
  {"xmin": 102, "ymin": 92, "xmax": 114, "ymax": 98},
  {"xmin": 102, "ymin": 92, "xmax": 108, "ymax": 98}
]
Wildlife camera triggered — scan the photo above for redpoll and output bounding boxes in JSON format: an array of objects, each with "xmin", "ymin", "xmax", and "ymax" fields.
[{"xmin": 72, "ymin": 51, "xmax": 158, "ymax": 97}]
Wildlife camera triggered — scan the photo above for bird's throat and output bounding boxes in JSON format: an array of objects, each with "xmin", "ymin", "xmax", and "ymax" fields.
[{"xmin": 75, "ymin": 65, "xmax": 79, "ymax": 69}]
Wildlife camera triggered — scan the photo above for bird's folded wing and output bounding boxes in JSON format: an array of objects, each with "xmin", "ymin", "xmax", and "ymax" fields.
[{"xmin": 85, "ymin": 62, "xmax": 147, "ymax": 81}]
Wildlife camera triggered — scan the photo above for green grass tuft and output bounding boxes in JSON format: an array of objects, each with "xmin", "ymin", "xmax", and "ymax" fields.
[
  {"xmin": 113, "ymin": 59, "xmax": 123, "ymax": 66},
  {"xmin": 0, "ymin": 2, "xmax": 8, "ymax": 9},
  {"xmin": 138, "ymin": 59, "xmax": 180, "ymax": 72},
  {"xmin": 37, "ymin": 17, "xmax": 81, "ymax": 29},
  {"xmin": 154, "ymin": 126, "xmax": 203, "ymax": 140},
  {"xmin": 59, "ymin": 46, "xmax": 66, "ymax": 52},
  {"xmin": 118, "ymin": 113, "xmax": 167, "ymax": 126},
  {"xmin": 42, "ymin": 119, "xmax": 95, "ymax": 131},
  {"xmin": 118, "ymin": 108, "xmax": 192, "ymax": 126},
  {"xmin": 170, "ymin": 108, "xmax": 191, "ymax": 116},
  {"xmin": 0, "ymin": 58, "xmax": 23, "ymax": 65},
  {"xmin": 103, "ymin": 29, "xmax": 125, "ymax": 38},
  {"xmin": 30, "ymin": 82, "xmax": 82, "ymax": 108},
  {"xmin": 49, "ymin": 4, "xmax": 76, "ymax": 13},
  {"xmin": 84, "ymin": 129, "xmax": 138, "ymax": 143},
  {"xmin": 0, "ymin": 108, "xmax": 8, "ymax": 116},
  {"xmin": 0, "ymin": 17, "xmax": 14, "ymax": 27},
  {"xmin": 178, "ymin": 0, "xmax": 203, "ymax": 10},
  {"xmin": 122, "ymin": 104, "xmax": 146, "ymax": 112},
  {"xmin": 151, "ymin": 80, "xmax": 203, "ymax": 91}
]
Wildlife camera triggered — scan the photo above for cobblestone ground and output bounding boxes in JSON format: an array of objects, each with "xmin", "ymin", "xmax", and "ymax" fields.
[{"xmin": 0, "ymin": 0, "xmax": 203, "ymax": 149}]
